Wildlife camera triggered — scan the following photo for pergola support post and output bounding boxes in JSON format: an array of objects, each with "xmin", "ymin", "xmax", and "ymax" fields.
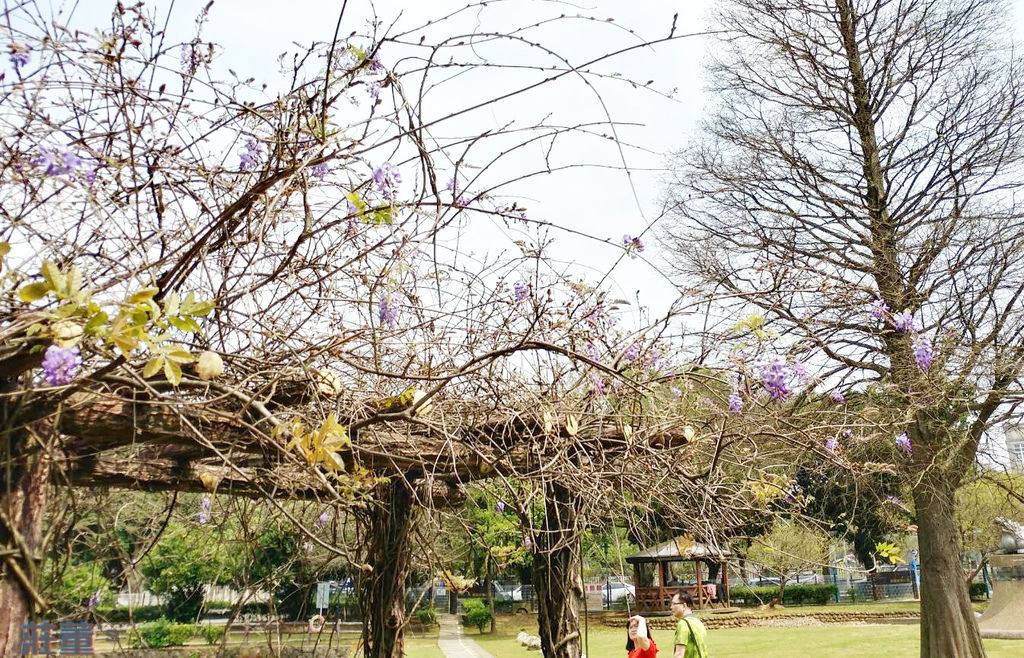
[
  {"xmin": 533, "ymin": 481, "xmax": 582, "ymax": 658},
  {"xmin": 359, "ymin": 478, "xmax": 417, "ymax": 658}
]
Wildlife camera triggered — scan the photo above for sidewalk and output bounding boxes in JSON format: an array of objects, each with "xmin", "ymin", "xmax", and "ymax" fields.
[{"xmin": 436, "ymin": 614, "xmax": 495, "ymax": 658}]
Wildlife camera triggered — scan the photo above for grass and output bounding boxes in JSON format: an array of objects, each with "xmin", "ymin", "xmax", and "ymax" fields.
[{"xmin": 410, "ymin": 614, "xmax": 1023, "ymax": 658}]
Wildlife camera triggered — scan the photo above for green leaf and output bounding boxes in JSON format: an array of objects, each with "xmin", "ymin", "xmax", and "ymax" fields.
[
  {"xmin": 127, "ymin": 287, "xmax": 160, "ymax": 304},
  {"xmin": 84, "ymin": 311, "xmax": 108, "ymax": 335},
  {"xmin": 18, "ymin": 283, "xmax": 49, "ymax": 302},
  {"xmin": 41, "ymin": 260, "xmax": 64, "ymax": 293},
  {"xmin": 163, "ymin": 359, "xmax": 182, "ymax": 386},
  {"xmin": 163, "ymin": 346, "xmax": 194, "ymax": 364},
  {"xmin": 65, "ymin": 266, "xmax": 83, "ymax": 299},
  {"xmin": 168, "ymin": 316, "xmax": 201, "ymax": 333},
  {"xmin": 143, "ymin": 356, "xmax": 164, "ymax": 378},
  {"xmin": 189, "ymin": 300, "xmax": 214, "ymax": 317},
  {"xmin": 164, "ymin": 292, "xmax": 180, "ymax": 318}
]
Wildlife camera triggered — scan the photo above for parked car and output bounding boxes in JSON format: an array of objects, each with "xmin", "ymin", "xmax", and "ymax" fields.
[{"xmin": 603, "ymin": 580, "xmax": 636, "ymax": 602}]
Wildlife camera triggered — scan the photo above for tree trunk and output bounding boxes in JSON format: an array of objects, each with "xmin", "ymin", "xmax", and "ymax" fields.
[
  {"xmin": 485, "ymin": 553, "xmax": 496, "ymax": 634},
  {"xmin": 533, "ymin": 481, "xmax": 582, "ymax": 658},
  {"xmin": 0, "ymin": 430, "xmax": 51, "ymax": 658},
  {"xmin": 360, "ymin": 479, "xmax": 417, "ymax": 658},
  {"xmin": 913, "ymin": 473, "xmax": 986, "ymax": 658}
]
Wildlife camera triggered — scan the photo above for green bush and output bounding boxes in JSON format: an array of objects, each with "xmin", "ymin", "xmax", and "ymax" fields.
[
  {"xmin": 462, "ymin": 599, "xmax": 493, "ymax": 633},
  {"xmin": 414, "ymin": 606, "xmax": 438, "ymax": 625},
  {"xmin": 129, "ymin": 620, "xmax": 195, "ymax": 648},
  {"xmin": 969, "ymin": 581, "xmax": 989, "ymax": 601},
  {"xmin": 201, "ymin": 601, "xmax": 271, "ymax": 615},
  {"xmin": 93, "ymin": 606, "xmax": 165, "ymax": 623},
  {"xmin": 199, "ymin": 625, "xmax": 225, "ymax": 645},
  {"xmin": 730, "ymin": 584, "xmax": 837, "ymax": 606}
]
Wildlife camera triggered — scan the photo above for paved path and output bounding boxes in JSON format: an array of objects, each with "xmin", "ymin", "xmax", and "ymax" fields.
[{"xmin": 436, "ymin": 614, "xmax": 496, "ymax": 658}]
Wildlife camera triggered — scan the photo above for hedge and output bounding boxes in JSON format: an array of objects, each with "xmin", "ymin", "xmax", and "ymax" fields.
[
  {"xmin": 730, "ymin": 584, "xmax": 837, "ymax": 606},
  {"xmin": 93, "ymin": 606, "xmax": 165, "ymax": 623},
  {"xmin": 128, "ymin": 620, "xmax": 195, "ymax": 648},
  {"xmin": 969, "ymin": 582, "xmax": 989, "ymax": 601}
]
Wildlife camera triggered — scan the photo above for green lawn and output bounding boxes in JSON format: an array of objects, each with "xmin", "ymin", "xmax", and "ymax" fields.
[{"xmin": 420, "ymin": 615, "xmax": 1022, "ymax": 658}]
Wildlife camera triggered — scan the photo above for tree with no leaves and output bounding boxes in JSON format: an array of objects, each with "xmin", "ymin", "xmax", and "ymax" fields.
[{"xmin": 666, "ymin": 0, "xmax": 1024, "ymax": 655}]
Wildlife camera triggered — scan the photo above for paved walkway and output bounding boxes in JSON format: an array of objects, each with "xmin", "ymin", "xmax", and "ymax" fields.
[{"xmin": 436, "ymin": 614, "xmax": 496, "ymax": 658}]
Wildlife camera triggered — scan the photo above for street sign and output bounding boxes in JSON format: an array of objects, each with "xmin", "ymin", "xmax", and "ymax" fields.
[{"xmin": 316, "ymin": 581, "xmax": 331, "ymax": 610}]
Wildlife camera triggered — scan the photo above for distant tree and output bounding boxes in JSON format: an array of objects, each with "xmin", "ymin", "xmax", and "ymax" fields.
[
  {"xmin": 666, "ymin": 0, "xmax": 1024, "ymax": 654},
  {"xmin": 747, "ymin": 519, "xmax": 831, "ymax": 608}
]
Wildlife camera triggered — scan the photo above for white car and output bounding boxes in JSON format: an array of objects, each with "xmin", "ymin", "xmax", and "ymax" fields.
[{"xmin": 603, "ymin": 581, "xmax": 636, "ymax": 602}]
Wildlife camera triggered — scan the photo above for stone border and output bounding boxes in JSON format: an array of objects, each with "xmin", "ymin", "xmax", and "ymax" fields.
[{"xmin": 601, "ymin": 610, "xmax": 920, "ymax": 630}]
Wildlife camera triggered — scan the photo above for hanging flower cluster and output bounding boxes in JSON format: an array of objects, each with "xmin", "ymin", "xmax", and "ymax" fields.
[
  {"xmin": 895, "ymin": 432, "xmax": 912, "ymax": 456},
  {"xmin": 41, "ymin": 344, "xmax": 82, "ymax": 386},
  {"xmin": 622, "ymin": 234, "xmax": 644, "ymax": 258},
  {"xmin": 34, "ymin": 146, "xmax": 97, "ymax": 183},
  {"xmin": 239, "ymin": 137, "xmax": 262, "ymax": 171},
  {"xmin": 373, "ymin": 162, "xmax": 401, "ymax": 200},
  {"xmin": 867, "ymin": 297, "xmax": 934, "ymax": 371},
  {"xmin": 378, "ymin": 295, "xmax": 399, "ymax": 329}
]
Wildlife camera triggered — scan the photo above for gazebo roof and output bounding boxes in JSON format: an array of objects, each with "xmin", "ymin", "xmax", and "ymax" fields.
[{"xmin": 625, "ymin": 537, "xmax": 731, "ymax": 563}]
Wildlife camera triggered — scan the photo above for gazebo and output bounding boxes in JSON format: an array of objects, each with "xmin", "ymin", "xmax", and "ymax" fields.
[{"xmin": 626, "ymin": 537, "xmax": 732, "ymax": 613}]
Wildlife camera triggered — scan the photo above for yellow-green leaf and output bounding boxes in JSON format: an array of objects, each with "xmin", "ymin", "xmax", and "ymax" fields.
[
  {"xmin": 19, "ymin": 283, "xmax": 49, "ymax": 302},
  {"xmin": 41, "ymin": 260, "xmax": 64, "ymax": 292},
  {"xmin": 143, "ymin": 356, "xmax": 164, "ymax": 378},
  {"xmin": 127, "ymin": 287, "xmax": 160, "ymax": 304},
  {"xmin": 163, "ymin": 359, "xmax": 182, "ymax": 386},
  {"xmin": 163, "ymin": 346, "xmax": 194, "ymax": 364},
  {"xmin": 164, "ymin": 292, "xmax": 180, "ymax": 318},
  {"xmin": 189, "ymin": 300, "xmax": 214, "ymax": 316},
  {"xmin": 84, "ymin": 311, "xmax": 108, "ymax": 335},
  {"xmin": 169, "ymin": 316, "xmax": 201, "ymax": 333}
]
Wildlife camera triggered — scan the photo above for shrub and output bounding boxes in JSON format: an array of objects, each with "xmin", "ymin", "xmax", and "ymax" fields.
[
  {"xmin": 414, "ymin": 606, "xmax": 438, "ymax": 626},
  {"xmin": 93, "ymin": 606, "xmax": 165, "ymax": 623},
  {"xmin": 200, "ymin": 625, "xmax": 225, "ymax": 645},
  {"xmin": 462, "ymin": 599, "xmax": 492, "ymax": 633},
  {"xmin": 730, "ymin": 584, "xmax": 837, "ymax": 606},
  {"xmin": 969, "ymin": 581, "xmax": 989, "ymax": 601},
  {"xmin": 129, "ymin": 620, "xmax": 195, "ymax": 648}
]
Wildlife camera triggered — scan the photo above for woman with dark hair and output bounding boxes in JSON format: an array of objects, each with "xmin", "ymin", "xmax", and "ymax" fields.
[{"xmin": 626, "ymin": 615, "xmax": 657, "ymax": 658}]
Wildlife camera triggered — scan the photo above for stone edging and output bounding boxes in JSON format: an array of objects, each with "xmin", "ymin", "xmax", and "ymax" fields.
[{"xmin": 602, "ymin": 610, "xmax": 920, "ymax": 630}]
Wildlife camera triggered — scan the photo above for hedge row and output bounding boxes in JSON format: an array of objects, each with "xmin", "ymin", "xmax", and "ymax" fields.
[
  {"xmin": 93, "ymin": 602, "xmax": 270, "ymax": 623},
  {"xmin": 730, "ymin": 584, "xmax": 838, "ymax": 606},
  {"xmin": 969, "ymin": 581, "xmax": 989, "ymax": 601}
]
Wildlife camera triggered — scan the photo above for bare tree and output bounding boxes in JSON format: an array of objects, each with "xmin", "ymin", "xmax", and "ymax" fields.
[{"xmin": 666, "ymin": 0, "xmax": 1024, "ymax": 655}]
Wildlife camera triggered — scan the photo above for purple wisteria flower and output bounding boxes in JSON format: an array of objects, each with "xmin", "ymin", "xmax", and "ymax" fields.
[
  {"xmin": 913, "ymin": 335, "xmax": 933, "ymax": 371},
  {"xmin": 895, "ymin": 432, "xmax": 912, "ymax": 456},
  {"xmin": 368, "ymin": 56, "xmax": 384, "ymax": 72},
  {"xmin": 496, "ymin": 501, "xmax": 505, "ymax": 513},
  {"xmin": 239, "ymin": 137, "xmax": 262, "ymax": 171},
  {"xmin": 728, "ymin": 391, "xmax": 743, "ymax": 413},
  {"xmin": 199, "ymin": 495, "xmax": 211, "ymax": 524},
  {"xmin": 87, "ymin": 589, "xmax": 102, "ymax": 610},
  {"xmin": 310, "ymin": 162, "xmax": 330, "ymax": 180},
  {"xmin": 316, "ymin": 510, "xmax": 330, "ymax": 530},
  {"xmin": 378, "ymin": 296, "xmax": 398, "ymax": 329},
  {"xmin": 885, "ymin": 495, "xmax": 905, "ymax": 507},
  {"xmin": 670, "ymin": 386, "xmax": 682, "ymax": 399},
  {"xmin": 9, "ymin": 44, "xmax": 30, "ymax": 74},
  {"xmin": 304, "ymin": 541, "xmax": 315, "ymax": 554},
  {"xmin": 366, "ymin": 80, "xmax": 381, "ymax": 101},
  {"xmin": 825, "ymin": 436, "xmax": 840, "ymax": 452},
  {"xmin": 34, "ymin": 147, "xmax": 96, "ymax": 182},
  {"xmin": 790, "ymin": 361, "xmax": 809, "ymax": 384},
  {"xmin": 830, "ymin": 389, "xmax": 845, "ymax": 403},
  {"xmin": 623, "ymin": 343, "xmax": 641, "ymax": 362},
  {"xmin": 869, "ymin": 298, "xmax": 890, "ymax": 321},
  {"xmin": 585, "ymin": 343, "xmax": 601, "ymax": 361},
  {"xmin": 514, "ymin": 282, "xmax": 531, "ymax": 303},
  {"xmin": 757, "ymin": 357, "xmax": 792, "ymax": 402},
  {"xmin": 622, "ymin": 234, "xmax": 644, "ymax": 258},
  {"xmin": 41, "ymin": 345, "xmax": 82, "ymax": 386},
  {"xmin": 180, "ymin": 43, "xmax": 202, "ymax": 72},
  {"xmin": 891, "ymin": 309, "xmax": 915, "ymax": 333},
  {"xmin": 591, "ymin": 373, "xmax": 606, "ymax": 395},
  {"xmin": 373, "ymin": 163, "xmax": 401, "ymax": 200}
]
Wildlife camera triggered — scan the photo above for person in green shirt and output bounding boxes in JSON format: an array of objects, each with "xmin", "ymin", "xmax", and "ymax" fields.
[{"xmin": 671, "ymin": 591, "xmax": 708, "ymax": 658}]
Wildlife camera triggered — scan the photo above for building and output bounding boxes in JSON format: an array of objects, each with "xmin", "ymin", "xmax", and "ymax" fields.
[{"xmin": 1006, "ymin": 424, "xmax": 1024, "ymax": 473}]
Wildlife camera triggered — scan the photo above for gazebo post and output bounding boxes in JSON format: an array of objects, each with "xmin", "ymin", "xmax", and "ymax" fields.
[
  {"xmin": 658, "ymin": 560, "xmax": 667, "ymax": 610},
  {"xmin": 632, "ymin": 562, "xmax": 641, "ymax": 611},
  {"xmin": 722, "ymin": 559, "xmax": 730, "ymax": 607},
  {"xmin": 694, "ymin": 558, "xmax": 704, "ymax": 608}
]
